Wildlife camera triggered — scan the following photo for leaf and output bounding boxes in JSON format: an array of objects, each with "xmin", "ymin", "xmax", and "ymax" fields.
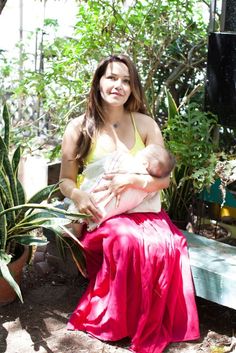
[
  {"xmin": 11, "ymin": 235, "xmax": 48, "ymax": 247},
  {"xmin": 0, "ymin": 183, "xmax": 15, "ymax": 228},
  {"xmin": 41, "ymin": 216, "xmax": 73, "ymax": 228},
  {"xmin": 51, "ymin": 228, "xmax": 87, "ymax": 278},
  {"xmin": 2, "ymin": 104, "xmax": 10, "ymax": 151},
  {"xmin": 0, "ymin": 252, "xmax": 23, "ymax": 303},
  {"xmin": 0, "ymin": 203, "xmax": 88, "ymax": 221},
  {"xmin": 0, "ymin": 198, "xmax": 7, "ymax": 250},
  {"xmin": 27, "ymin": 184, "xmax": 60, "ymax": 204},
  {"xmin": 12, "ymin": 146, "xmax": 22, "ymax": 176},
  {"xmin": 16, "ymin": 180, "xmax": 26, "ymax": 206},
  {"xmin": 7, "ymin": 214, "xmax": 71, "ymax": 237},
  {"xmin": 0, "ymin": 136, "xmax": 19, "ymax": 206},
  {"xmin": 19, "ymin": 211, "xmax": 65, "ymax": 224},
  {"xmin": 165, "ymin": 88, "xmax": 178, "ymax": 121}
]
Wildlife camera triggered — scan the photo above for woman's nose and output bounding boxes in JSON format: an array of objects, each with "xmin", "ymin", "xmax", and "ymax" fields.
[{"xmin": 114, "ymin": 79, "xmax": 122, "ymax": 90}]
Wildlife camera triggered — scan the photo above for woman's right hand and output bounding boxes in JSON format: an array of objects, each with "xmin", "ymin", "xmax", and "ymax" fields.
[{"xmin": 71, "ymin": 188, "xmax": 103, "ymax": 222}]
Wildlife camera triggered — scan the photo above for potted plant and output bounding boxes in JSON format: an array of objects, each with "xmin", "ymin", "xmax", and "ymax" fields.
[
  {"xmin": 0, "ymin": 105, "xmax": 87, "ymax": 305},
  {"xmin": 204, "ymin": 157, "xmax": 236, "ymax": 223},
  {"xmin": 162, "ymin": 90, "xmax": 219, "ymax": 229}
]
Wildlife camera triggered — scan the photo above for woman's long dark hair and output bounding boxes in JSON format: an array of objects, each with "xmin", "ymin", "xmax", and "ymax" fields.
[{"xmin": 76, "ymin": 54, "xmax": 147, "ymax": 168}]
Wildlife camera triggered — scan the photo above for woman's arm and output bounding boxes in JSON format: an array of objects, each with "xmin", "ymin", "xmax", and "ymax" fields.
[
  {"xmin": 59, "ymin": 119, "xmax": 80, "ymax": 197},
  {"xmin": 59, "ymin": 116, "xmax": 102, "ymax": 222}
]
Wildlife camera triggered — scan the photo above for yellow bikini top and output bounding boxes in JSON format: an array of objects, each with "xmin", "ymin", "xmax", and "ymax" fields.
[{"xmin": 77, "ymin": 113, "xmax": 145, "ymax": 187}]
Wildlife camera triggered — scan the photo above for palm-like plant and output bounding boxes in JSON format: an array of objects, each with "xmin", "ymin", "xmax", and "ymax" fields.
[
  {"xmin": 162, "ymin": 90, "xmax": 219, "ymax": 225},
  {"xmin": 0, "ymin": 104, "xmax": 87, "ymax": 302}
]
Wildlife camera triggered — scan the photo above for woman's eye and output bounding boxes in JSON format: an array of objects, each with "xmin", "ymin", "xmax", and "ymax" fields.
[
  {"xmin": 107, "ymin": 76, "xmax": 116, "ymax": 80},
  {"xmin": 123, "ymin": 79, "xmax": 130, "ymax": 84}
]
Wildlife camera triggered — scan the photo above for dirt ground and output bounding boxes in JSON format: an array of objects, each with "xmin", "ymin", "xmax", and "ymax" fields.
[{"xmin": 0, "ymin": 263, "xmax": 236, "ymax": 353}]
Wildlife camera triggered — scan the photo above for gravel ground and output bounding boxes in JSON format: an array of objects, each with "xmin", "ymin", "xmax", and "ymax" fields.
[{"xmin": 0, "ymin": 265, "xmax": 236, "ymax": 353}]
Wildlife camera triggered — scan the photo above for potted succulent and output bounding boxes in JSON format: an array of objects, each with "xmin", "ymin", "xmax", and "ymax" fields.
[
  {"xmin": 162, "ymin": 90, "xmax": 219, "ymax": 228},
  {"xmin": 0, "ymin": 105, "xmax": 86, "ymax": 305}
]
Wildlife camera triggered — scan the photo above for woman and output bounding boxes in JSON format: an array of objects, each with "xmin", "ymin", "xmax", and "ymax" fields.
[{"xmin": 59, "ymin": 54, "xmax": 200, "ymax": 353}]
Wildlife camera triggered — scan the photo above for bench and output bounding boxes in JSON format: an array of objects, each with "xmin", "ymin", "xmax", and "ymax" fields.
[{"xmin": 183, "ymin": 231, "xmax": 236, "ymax": 310}]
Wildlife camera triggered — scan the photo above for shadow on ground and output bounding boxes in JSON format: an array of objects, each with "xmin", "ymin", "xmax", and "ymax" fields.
[{"xmin": 0, "ymin": 266, "xmax": 236, "ymax": 353}]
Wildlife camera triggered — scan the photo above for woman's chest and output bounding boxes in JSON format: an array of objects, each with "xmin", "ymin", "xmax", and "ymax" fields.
[
  {"xmin": 99, "ymin": 127, "xmax": 135, "ymax": 152},
  {"xmin": 87, "ymin": 130, "xmax": 135, "ymax": 164}
]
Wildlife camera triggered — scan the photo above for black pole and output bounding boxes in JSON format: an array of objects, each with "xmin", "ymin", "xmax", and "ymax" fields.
[{"xmin": 221, "ymin": 0, "xmax": 236, "ymax": 32}]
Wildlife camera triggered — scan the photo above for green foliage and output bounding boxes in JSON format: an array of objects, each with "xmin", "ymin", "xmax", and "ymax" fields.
[
  {"xmin": 1, "ymin": 0, "xmax": 208, "ymax": 159},
  {"xmin": 162, "ymin": 90, "xmax": 219, "ymax": 222},
  {"xmin": 0, "ymin": 104, "xmax": 87, "ymax": 302}
]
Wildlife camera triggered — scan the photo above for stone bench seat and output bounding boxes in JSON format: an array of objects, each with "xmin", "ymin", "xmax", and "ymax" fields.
[{"xmin": 183, "ymin": 231, "xmax": 236, "ymax": 310}]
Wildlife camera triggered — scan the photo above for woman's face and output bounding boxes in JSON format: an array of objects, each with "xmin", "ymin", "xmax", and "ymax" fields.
[{"xmin": 99, "ymin": 61, "xmax": 131, "ymax": 108}]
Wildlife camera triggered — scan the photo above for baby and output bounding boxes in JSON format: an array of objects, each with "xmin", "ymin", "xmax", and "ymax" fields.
[{"xmin": 67, "ymin": 144, "xmax": 175, "ymax": 233}]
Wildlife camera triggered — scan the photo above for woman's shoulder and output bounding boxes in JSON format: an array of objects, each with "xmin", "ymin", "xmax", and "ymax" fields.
[
  {"xmin": 64, "ymin": 114, "xmax": 85, "ymax": 135},
  {"xmin": 132, "ymin": 112, "xmax": 159, "ymax": 131},
  {"xmin": 67, "ymin": 114, "xmax": 85, "ymax": 128},
  {"xmin": 132, "ymin": 112, "xmax": 163, "ymax": 145}
]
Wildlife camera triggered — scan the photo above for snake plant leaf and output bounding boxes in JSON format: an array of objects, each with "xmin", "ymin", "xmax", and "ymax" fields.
[
  {"xmin": 15, "ymin": 215, "xmax": 71, "ymax": 230},
  {"xmin": 12, "ymin": 146, "xmax": 22, "ymax": 176},
  {"xmin": 18, "ymin": 211, "xmax": 65, "ymax": 224},
  {"xmin": 0, "ymin": 203, "xmax": 88, "ymax": 220},
  {"xmin": 10, "ymin": 235, "xmax": 48, "ymax": 247},
  {"xmin": 50, "ymin": 227, "xmax": 87, "ymax": 278},
  {"xmin": 0, "ymin": 136, "xmax": 19, "ymax": 206},
  {"xmin": 16, "ymin": 180, "xmax": 26, "ymax": 206},
  {"xmin": 7, "ymin": 215, "xmax": 71, "ymax": 239},
  {"xmin": 0, "ymin": 254, "xmax": 23, "ymax": 303},
  {"xmin": 2, "ymin": 104, "xmax": 10, "ymax": 151},
  {"xmin": 16, "ymin": 211, "xmax": 70, "ymax": 228},
  {"xmin": 69, "ymin": 244, "xmax": 87, "ymax": 278},
  {"xmin": 0, "ymin": 183, "xmax": 15, "ymax": 228},
  {"xmin": 0, "ymin": 169, "xmax": 11, "ymax": 201},
  {"xmin": 0, "ymin": 199, "xmax": 7, "ymax": 249},
  {"xmin": 27, "ymin": 184, "xmax": 60, "ymax": 204},
  {"xmin": 0, "ymin": 250, "xmax": 11, "ymax": 264},
  {"xmin": 41, "ymin": 216, "xmax": 72, "ymax": 228}
]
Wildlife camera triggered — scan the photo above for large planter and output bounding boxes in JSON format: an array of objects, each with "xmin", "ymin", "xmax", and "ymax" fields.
[{"xmin": 0, "ymin": 245, "xmax": 29, "ymax": 306}]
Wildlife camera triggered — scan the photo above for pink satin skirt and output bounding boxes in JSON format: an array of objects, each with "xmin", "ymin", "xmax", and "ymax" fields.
[{"xmin": 67, "ymin": 211, "xmax": 200, "ymax": 353}]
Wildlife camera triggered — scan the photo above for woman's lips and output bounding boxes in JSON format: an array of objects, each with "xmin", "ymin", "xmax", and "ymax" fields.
[{"xmin": 111, "ymin": 92, "xmax": 123, "ymax": 96}]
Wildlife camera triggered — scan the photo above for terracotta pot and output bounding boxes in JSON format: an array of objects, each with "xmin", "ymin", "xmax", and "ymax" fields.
[{"xmin": 0, "ymin": 245, "xmax": 29, "ymax": 306}]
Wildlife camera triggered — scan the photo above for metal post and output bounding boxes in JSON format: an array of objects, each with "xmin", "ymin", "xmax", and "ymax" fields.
[
  {"xmin": 221, "ymin": 0, "xmax": 236, "ymax": 32},
  {"xmin": 209, "ymin": 0, "xmax": 217, "ymax": 33}
]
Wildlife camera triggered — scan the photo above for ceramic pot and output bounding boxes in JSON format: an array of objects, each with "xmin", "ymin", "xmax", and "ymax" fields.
[{"xmin": 0, "ymin": 245, "xmax": 29, "ymax": 306}]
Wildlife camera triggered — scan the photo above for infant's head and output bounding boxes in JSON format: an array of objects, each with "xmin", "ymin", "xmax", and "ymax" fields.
[{"xmin": 142, "ymin": 144, "xmax": 175, "ymax": 178}]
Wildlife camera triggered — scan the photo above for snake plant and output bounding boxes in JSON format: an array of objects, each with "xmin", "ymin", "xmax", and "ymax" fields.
[{"xmin": 0, "ymin": 105, "xmax": 87, "ymax": 302}]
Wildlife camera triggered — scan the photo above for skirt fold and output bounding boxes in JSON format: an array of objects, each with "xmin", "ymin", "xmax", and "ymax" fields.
[{"xmin": 67, "ymin": 211, "xmax": 199, "ymax": 353}]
